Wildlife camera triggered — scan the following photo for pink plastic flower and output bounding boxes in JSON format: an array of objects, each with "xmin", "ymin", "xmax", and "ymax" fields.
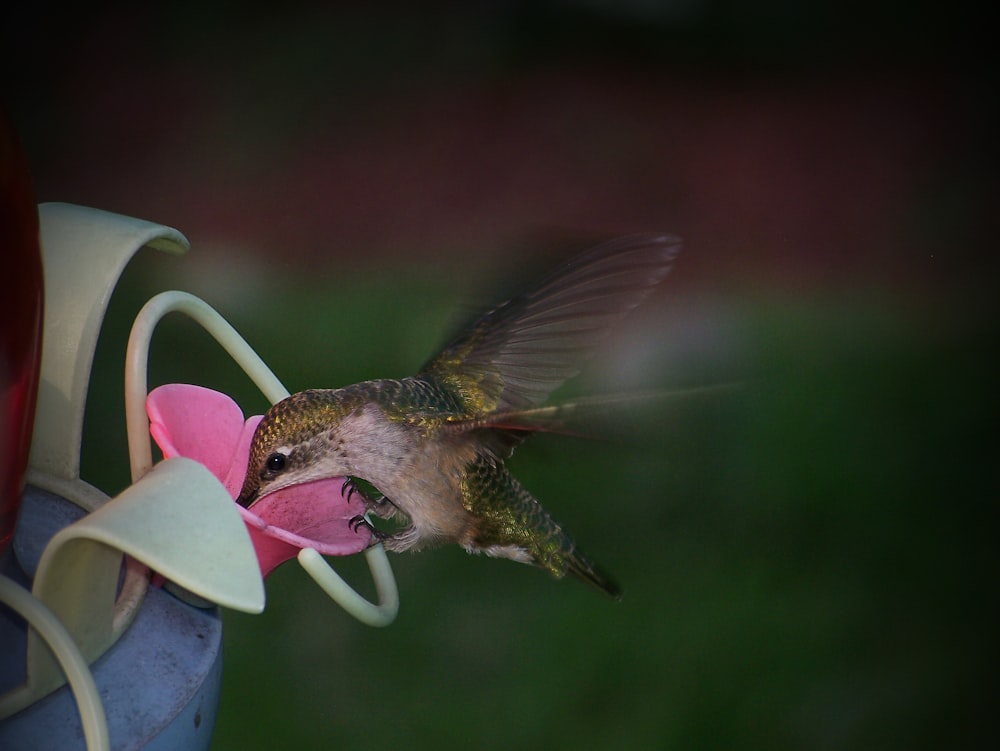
[{"xmin": 146, "ymin": 383, "xmax": 371, "ymax": 577}]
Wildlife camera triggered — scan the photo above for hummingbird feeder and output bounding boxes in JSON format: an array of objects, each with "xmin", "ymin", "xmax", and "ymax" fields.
[{"xmin": 1, "ymin": 201, "xmax": 398, "ymax": 751}]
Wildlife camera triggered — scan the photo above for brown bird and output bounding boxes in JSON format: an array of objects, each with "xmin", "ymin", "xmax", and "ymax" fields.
[{"xmin": 237, "ymin": 234, "xmax": 681, "ymax": 598}]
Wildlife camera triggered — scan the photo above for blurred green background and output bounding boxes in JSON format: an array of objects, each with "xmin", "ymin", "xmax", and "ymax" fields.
[{"xmin": 4, "ymin": 2, "xmax": 996, "ymax": 749}]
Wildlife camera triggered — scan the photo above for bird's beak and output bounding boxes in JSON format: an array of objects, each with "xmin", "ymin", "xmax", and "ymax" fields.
[{"xmin": 236, "ymin": 486, "xmax": 258, "ymax": 508}]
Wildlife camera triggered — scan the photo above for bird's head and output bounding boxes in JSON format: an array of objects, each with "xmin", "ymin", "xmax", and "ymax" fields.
[{"xmin": 236, "ymin": 390, "xmax": 349, "ymax": 507}]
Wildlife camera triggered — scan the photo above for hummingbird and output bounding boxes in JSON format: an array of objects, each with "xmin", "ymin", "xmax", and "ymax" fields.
[{"xmin": 237, "ymin": 233, "xmax": 681, "ymax": 599}]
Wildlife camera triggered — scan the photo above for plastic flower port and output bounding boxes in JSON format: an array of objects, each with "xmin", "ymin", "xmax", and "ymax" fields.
[
  {"xmin": 147, "ymin": 383, "xmax": 372, "ymax": 577},
  {"xmin": 125, "ymin": 290, "xmax": 398, "ymax": 627},
  {"xmin": 1, "ymin": 204, "xmax": 395, "ymax": 751}
]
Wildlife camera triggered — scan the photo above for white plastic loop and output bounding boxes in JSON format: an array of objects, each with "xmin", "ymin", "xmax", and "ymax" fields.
[
  {"xmin": 298, "ymin": 545, "xmax": 399, "ymax": 627},
  {"xmin": 0, "ymin": 577, "xmax": 109, "ymax": 749}
]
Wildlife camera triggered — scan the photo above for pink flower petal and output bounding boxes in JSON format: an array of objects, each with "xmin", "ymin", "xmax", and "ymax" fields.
[
  {"xmin": 238, "ymin": 478, "xmax": 372, "ymax": 576},
  {"xmin": 221, "ymin": 416, "xmax": 262, "ymax": 499},
  {"xmin": 241, "ymin": 478, "xmax": 369, "ymax": 555},
  {"xmin": 147, "ymin": 384, "xmax": 245, "ymax": 482}
]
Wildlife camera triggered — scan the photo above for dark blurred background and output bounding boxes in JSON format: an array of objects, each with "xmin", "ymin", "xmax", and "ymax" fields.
[{"xmin": 3, "ymin": 2, "xmax": 997, "ymax": 749}]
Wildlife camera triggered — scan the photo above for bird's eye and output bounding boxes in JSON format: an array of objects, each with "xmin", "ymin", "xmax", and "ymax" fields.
[{"xmin": 263, "ymin": 452, "xmax": 288, "ymax": 476}]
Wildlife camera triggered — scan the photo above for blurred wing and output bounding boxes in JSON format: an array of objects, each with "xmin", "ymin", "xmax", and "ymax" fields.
[
  {"xmin": 435, "ymin": 384, "xmax": 743, "ymax": 460},
  {"xmin": 440, "ymin": 391, "xmax": 663, "ymax": 437},
  {"xmin": 418, "ymin": 233, "xmax": 680, "ymax": 417}
]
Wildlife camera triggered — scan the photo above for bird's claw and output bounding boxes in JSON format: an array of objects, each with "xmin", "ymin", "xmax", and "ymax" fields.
[
  {"xmin": 342, "ymin": 477, "xmax": 357, "ymax": 503},
  {"xmin": 349, "ymin": 514, "xmax": 388, "ymax": 541},
  {"xmin": 348, "ymin": 514, "xmax": 368, "ymax": 533},
  {"xmin": 342, "ymin": 476, "xmax": 387, "ymax": 505}
]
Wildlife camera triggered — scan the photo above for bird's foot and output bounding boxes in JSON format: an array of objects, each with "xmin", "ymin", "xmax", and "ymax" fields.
[
  {"xmin": 342, "ymin": 476, "xmax": 395, "ymax": 507},
  {"xmin": 348, "ymin": 514, "xmax": 389, "ymax": 542}
]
